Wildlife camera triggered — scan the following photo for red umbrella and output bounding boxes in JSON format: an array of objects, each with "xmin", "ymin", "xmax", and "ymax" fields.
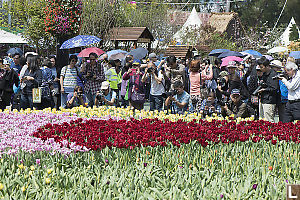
[
  {"xmin": 78, "ymin": 47, "xmax": 105, "ymax": 57},
  {"xmin": 221, "ymin": 56, "xmax": 243, "ymax": 67}
]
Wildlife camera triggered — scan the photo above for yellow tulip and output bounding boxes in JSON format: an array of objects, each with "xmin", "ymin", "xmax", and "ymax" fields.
[
  {"xmin": 0, "ymin": 183, "xmax": 3, "ymax": 190},
  {"xmin": 45, "ymin": 178, "xmax": 51, "ymax": 184}
]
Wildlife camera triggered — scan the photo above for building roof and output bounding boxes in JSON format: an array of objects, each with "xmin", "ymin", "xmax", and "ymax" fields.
[
  {"xmin": 164, "ymin": 45, "xmax": 193, "ymax": 58},
  {"xmin": 208, "ymin": 12, "xmax": 237, "ymax": 33},
  {"xmin": 109, "ymin": 27, "xmax": 154, "ymax": 42}
]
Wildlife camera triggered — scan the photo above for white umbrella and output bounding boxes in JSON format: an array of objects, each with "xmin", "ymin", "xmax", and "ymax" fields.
[{"xmin": 267, "ymin": 46, "xmax": 288, "ymax": 54}]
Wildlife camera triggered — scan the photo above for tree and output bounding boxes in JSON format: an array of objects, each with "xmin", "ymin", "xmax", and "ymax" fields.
[
  {"xmin": 289, "ymin": 24, "xmax": 299, "ymax": 42},
  {"xmin": 0, "ymin": 0, "xmax": 56, "ymax": 55}
]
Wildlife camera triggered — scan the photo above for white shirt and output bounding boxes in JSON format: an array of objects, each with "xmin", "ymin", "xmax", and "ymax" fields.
[
  {"xmin": 150, "ymin": 71, "xmax": 165, "ymax": 96},
  {"xmin": 282, "ymin": 70, "xmax": 300, "ymax": 100}
]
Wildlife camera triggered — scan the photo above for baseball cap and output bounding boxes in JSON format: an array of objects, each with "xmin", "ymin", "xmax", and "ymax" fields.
[
  {"xmin": 227, "ymin": 61, "xmax": 237, "ymax": 68},
  {"xmin": 270, "ymin": 60, "xmax": 283, "ymax": 68},
  {"xmin": 231, "ymin": 89, "xmax": 240, "ymax": 95},
  {"xmin": 149, "ymin": 53, "xmax": 157, "ymax": 59},
  {"xmin": 101, "ymin": 81, "xmax": 110, "ymax": 90},
  {"xmin": 219, "ymin": 71, "xmax": 229, "ymax": 77},
  {"xmin": 132, "ymin": 59, "xmax": 141, "ymax": 65}
]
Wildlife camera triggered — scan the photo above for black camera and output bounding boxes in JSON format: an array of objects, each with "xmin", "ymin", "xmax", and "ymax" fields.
[
  {"xmin": 161, "ymin": 66, "xmax": 165, "ymax": 72},
  {"xmin": 272, "ymin": 72, "xmax": 288, "ymax": 80},
  {"xmin": 77, "ymin": 92, "xmax": 83, "ymax": 97},
  {"xmin": 252, "ymin": 80, "xmax": 268, "ymax": 96},
  {"xmin": 217, "ymin": 77, "xmax": 227, "ymax": 88},
  {"xmin": 147, "ymin": 67, "xmax": 153, "ymax": 73},
  {"xmin": 162, "ymin": 90, "xmax": 176, "ymax": 98},
  {"xmin": 218, "ymin": 100, "xmax": 227, "ymax": 107}
]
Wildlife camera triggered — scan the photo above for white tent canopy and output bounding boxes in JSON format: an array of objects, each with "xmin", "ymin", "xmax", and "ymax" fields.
[
  {"xmin": 173, "ymin": 7, "xmax": 202, "ymax": 43},
  {"xmin": 0, "ymin": 29, "xmax": 27, "ymax": 44},
  {"xmin": 278, "ymin": 17, "xmax": 300, "ymax": 46}
]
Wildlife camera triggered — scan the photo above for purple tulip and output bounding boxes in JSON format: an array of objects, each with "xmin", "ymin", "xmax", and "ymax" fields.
[
  {"xmin": 144, "ymin": 163, "xmax": 147, "ymax": 167},
  {"xmin": 253, "ymin": 184, "xmax": 258, "ymax": 190},
  {"xmin": 105, "ymin": 159, "xmax": 109, "ymax": 164},
  {"xmin": 36, "ymin": 159, "xmax": 40, "ymax": 165},
  {"xmin": 220, "ymin": 194, "xmax": 224, "ymax": 198}
]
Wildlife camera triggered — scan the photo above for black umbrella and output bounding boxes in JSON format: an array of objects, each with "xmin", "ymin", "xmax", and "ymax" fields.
[
  {"xmin": 218, "ymin": 51, "xmax": 244, "ymax": 59},
  {"xmin": 128, "ymin": 47, "xmax": 148, "ymax": 60}
]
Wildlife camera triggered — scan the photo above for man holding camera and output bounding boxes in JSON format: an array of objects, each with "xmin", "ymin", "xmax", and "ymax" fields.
[
  {"xmin": 81, "ymin": 53, "xmax": 105, "ymax": 107},
  {"xmin": 165, "ymin": 81, "xmax": 190, "ymax": 114},
  {"xmin": 66, "ymin": 86, "xmax": 86, "ymax": 108},
  {"xmin": 222, "ymin": 89, "xmax": 249, "ymax": 119},
  {"xmin": 256, "ymin": 57, "xmax": 279, "ymax": 122},
  {"xmin": 164, "ymin": 56, "xmax": 186, "ymax": 91},
  {"xmin": 200, "ymin": 92, "xmax": 221, "ymax": 117},
  {"xmin": 94, "ymin": 81, "xmax": 117, "ymax": 107},
  {"xmin": 142, "ymin": 62, "xmax": 165, "ymax": 111},
  {"xmin": 279, "ymin": 62, "xmax": 300, "ymax": 122}
]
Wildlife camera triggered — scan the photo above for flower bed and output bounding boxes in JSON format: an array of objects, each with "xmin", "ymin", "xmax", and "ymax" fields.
[{"xmin": 33, "ymin": 118, "xmax": 300, "ymax": 151}]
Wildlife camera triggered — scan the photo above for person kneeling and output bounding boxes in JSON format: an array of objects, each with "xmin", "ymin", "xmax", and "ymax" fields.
[
  {"xmin": 222, "ymin": 89, "xmax": 249, "ymax": 119},
  {"xmin": 95, "ymin": 81, "xmax": 117, "ymax": 107},
  {"xmin": 200, "ymin": 92, "xmax": 221, "ymax": 118},
  {"xmin": 66, "ymin": 86, "xmax": 87, "ymax": 108},
  {"xmin": 165, "ymin": 81, "xmax": 190, "ymax": 114}
]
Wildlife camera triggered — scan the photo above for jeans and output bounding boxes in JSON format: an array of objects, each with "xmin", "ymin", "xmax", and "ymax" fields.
[
  {"xmin": 20, "ymin": 93, "xmax": 34, "ymax": 109},
  {"xmin": 149, "ymin": 94, "xmax": 163, "ymax": 111},
  {"xmin": 61, "ymin": 93, "xmax": 69, "ymax": 108},
  {"xmin": 86, "ymin": 92, "xmax": 96, "ymax": 107}
]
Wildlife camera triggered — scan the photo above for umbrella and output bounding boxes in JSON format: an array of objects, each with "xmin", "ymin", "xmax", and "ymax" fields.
[
  {"xmin": 78, "ymin": 47, "xmax": 105, "ymax": 58},
  {"xmin": 221, "ymin": 56, "xmax": 243, "ymax": 67},
  {"xmin": 60, "ymin": 35, "xmax": 101, "ymax": 49},
  {"xmin": 107, "ymin": 49, "xmax": 128, "ymax": 60},
  {"xmin": 128, "ymin": 47, "xmax": 148, "ymax": 60},
  {"xmin": 218, "ymin": 51, "xmax": 244, "ymax": 59},
  {"xmin": 208, "ymin": 49, "xmax": 230, "ymax": 57},
  {"xmin": 289, "ymin": 51, "xmax": 300, "ymax": 59},
  {"xmin": 267, "ymin": 46, "xmax": 288, "ymax": 54},
  {"xmin": 262, "ymin": 55, "xmax": 274, "ymax": 61},
  {"xmin": 7, "ymin": 47, "xmax": 23, "ymax": 56},
  {"xmin": 242, "ymin": 50, "xmax": 262, "ymax": 58}
]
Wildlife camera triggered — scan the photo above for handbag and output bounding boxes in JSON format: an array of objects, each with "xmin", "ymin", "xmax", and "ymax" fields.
[
  {"xmin": 131, "ymin": 89, "xmax": 145, "ymax": 104},
  {"xmin": 32, "ymin": 87, "xmax": 42, "ymax": 103}
]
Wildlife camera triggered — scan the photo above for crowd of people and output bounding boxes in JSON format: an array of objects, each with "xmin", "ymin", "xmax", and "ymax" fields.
[{"xmin": 0, "ymin": 50, "xmax": 300, "ymax": 123}]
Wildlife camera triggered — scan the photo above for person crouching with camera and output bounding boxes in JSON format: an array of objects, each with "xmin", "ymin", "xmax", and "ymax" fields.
[
  {"xmin": 94, "ymin": 81, "xmax": 117, "ymax": 107},
  {"xmin": 278, "ymin": 62, "xmax": 300, "ymax": 123},
  {"xmin": 164, "ymin": 81, "xmax": 190, "ymax": 114},
  {"xmin": 222, "ymin": 89, "xmax": 250, "ymax": 119},
  {"xmin": 200, "ymin": 92, "xmax": 221, "ymax": 118},
  {"xmin": 66, "ymin": 86, "xmax": 86, "ymax": 109}
]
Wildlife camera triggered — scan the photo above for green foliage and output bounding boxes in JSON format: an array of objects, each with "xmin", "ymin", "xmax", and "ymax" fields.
[
  {"xmin": 0, "ymin": 0, "xmax": 56, "ymax": 55},
  {"xmin": 289, "ymin": 24, "xmax": 300, "ymax": 42},
  {"xmin": 0, "ymin": 142, "xmax": 298, "ymax": 199}
]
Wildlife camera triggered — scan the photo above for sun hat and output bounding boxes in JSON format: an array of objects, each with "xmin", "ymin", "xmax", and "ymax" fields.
[
  {"xmin": 270, "ymin": 60, "xmax": 283, "ymax": 68},
  {"xmin": 149, "ymin": 53, "xmax": 157, "ymax": 59},
  {"xmin": 101, "ymin": 81, "xmax": 110, "ymax": 90},
  {"xmin": 219, "ymin": 71, "xmax": 229, "ymax": 77},
  {"xmin": 132, "ymin": 59, "xmax": 141, "ymax": 65}
]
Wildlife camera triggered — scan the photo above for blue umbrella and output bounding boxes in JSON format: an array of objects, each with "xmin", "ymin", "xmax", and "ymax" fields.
[
  {"xmin": 107, "ymin": 49, "xmax": 128, "ymax": 60},
  {"xmin": 60, "ymin": 35, "xmax": 101, "ymax": 49},
  {"xmin": 128, "ymin": 47, "xmax": 148, "ymax": 60},
  {"xmin": 7, "ymin": 47, "xmax": 23, "ymax": 56},
  {"xmin": 242, "ymin": 50, "xmax": 262, "ymax": 58},
  {"xmin": 289, "ymin": 51, "xmax": 300, "ymax": 59},
  {"xmin": 209, "ymin": 49, "xmax": 230, "ymax": 57},
  {"xmin": 218, "ymin": 51, "xmax": 244, "ymax": 59}
]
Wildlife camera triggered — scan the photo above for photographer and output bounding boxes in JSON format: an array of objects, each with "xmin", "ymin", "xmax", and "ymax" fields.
[
  {"xmin": 256, "ymin": 57, "xmax": 279, "ymax": 122},
  {"xmin": 81, "ymin": 52, "xmax": 105, "ymax": 107},
  {"xmin": 142, "ymin": 62, "xmax": 165, "ymax": 111},
  {"xmin": 66, "ymin": 86, "xmax": 86, "ymax": 108},
  {"xmin": 279, "ymin": 62, "xmax": 300, "ymax": 122},
  {"xmin": 164, "ymin": 55, "xmax": 186, "ymax": 91},
  {"xmin": 222, "ymin": 89, "xmax": 250, "ymax": 119},
  {"xmin": 200, "ymin": 92, "xmax": 221, "ymax": 117},
  {"xmin": 216, "ymin": 71, "xmax": 230, "ymax": 102},
  {"xmin": 165, "ymin": 81, "xmax": 190, "ymax": 114},
  {"xmin": 94, "ymin": 81, "xmax": 117, "ymax": 107}
]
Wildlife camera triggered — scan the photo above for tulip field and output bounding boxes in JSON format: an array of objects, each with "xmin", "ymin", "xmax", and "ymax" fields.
[{"xmin": 0, "ymin": 107, "xmax": 299, "ymax": 199}]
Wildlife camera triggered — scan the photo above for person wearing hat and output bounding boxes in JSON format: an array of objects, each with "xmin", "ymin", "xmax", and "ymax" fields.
[
  {"xmin": 270, "ymin": 60, "xmax": 288, "ymax": 122},
  {"xmin": 221, "ymin": 89, "xmax": 250, "ymax": 119},
  {"xmin": 256, "ymin": 56, "xmax": 279, "ymax": 122},
  {"xmin": 216, "ymin": 70, "xmax": 229, "ymax": 101},
  {"xmin": 94, "ymin": 81, "xmax": 117, "ymax": 107},
  {"xmin": 122, "ymin": 59, "xmax": 146, "ymax": 110}
]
